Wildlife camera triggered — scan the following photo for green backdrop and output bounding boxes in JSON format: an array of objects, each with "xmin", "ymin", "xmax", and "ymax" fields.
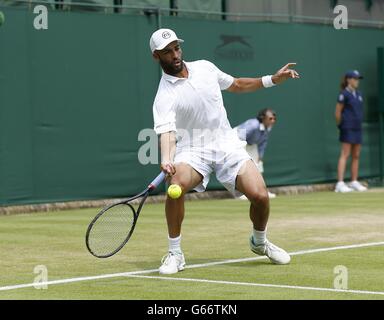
[{"xmin": 0, "ymin": 6, "xmax": 383, "ymax": 205}]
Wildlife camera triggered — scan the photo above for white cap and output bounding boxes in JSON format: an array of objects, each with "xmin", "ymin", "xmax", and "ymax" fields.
[{"xmin": 149, "ymin": 28, "xmax": 184, "ymax": 53}]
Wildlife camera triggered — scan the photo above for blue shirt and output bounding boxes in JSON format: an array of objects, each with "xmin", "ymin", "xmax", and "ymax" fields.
[
  {"xmin": 236, "ymin": 118, "xmax": 270, "ymax": 158},
  {"xmin": 337, "ymin": 88, "xmax": 364, "ymax": 130}
]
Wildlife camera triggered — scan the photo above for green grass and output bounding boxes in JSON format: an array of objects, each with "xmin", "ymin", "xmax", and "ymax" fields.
[{"xmin": 0, "ymin": 189, "xmax": 383, "ymax": 299}]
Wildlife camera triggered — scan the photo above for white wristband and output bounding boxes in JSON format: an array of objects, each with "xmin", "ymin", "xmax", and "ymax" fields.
[{"xmin": 261, "ymin": 75, "xmax": 275, "ymax": 88}]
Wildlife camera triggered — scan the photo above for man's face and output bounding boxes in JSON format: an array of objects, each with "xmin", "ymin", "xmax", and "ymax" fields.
[
  {"xmin": 263, "ymin": 111, "xmax": 276, "ymax": 129},
  {"xmin": 153, "ymin": 41, "xmax": 183, "ymax": 75}
]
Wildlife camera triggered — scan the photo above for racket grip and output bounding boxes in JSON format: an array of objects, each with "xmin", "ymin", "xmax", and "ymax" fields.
[{"xmin": 148, "ymin": 172, "xmax": 166, "ymax": 190}]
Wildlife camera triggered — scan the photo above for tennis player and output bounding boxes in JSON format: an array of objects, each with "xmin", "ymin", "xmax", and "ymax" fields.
[{"xmin": 150, "ymin": 28, "xmax": 299, "ymax": 274}]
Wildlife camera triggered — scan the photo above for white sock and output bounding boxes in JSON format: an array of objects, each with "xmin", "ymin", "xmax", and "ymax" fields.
[
  {"xmin": 168, "ymin": 235, "xmax": 182, "ymax": 253},
  {"xmin": 252, "ymin": 228, "xmax": 267, "ymax": 245}
]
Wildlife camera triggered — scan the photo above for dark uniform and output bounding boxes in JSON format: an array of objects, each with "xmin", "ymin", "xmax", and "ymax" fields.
[{"xmin": 337, "ymin": 71, "xmax": 364, "ymax": 144}]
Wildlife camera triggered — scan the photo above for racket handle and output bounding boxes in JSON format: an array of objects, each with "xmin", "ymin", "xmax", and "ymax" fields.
[{"xmin": 148, "ymin": 171, "xmax": 166, "ymax": 190}]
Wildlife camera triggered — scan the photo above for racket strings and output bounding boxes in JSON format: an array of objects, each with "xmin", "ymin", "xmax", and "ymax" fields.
[{"xmin": 87, "ymin": 203, "xmax": 136, "ymax": 257}]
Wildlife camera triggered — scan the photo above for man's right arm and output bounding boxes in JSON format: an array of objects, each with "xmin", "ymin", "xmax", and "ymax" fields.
[
  {"xmin": 153, "ymin": 89, "xmax": 177, "ymax": 175},
  {"xmin": 160, "ymin": 131, "xmax": 177, "ymax": 175}
]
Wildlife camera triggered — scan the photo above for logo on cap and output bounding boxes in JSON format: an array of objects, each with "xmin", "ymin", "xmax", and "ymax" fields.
[{"xmin": 162, "ymin": 31, "xmax": 171, "ymax": 39}]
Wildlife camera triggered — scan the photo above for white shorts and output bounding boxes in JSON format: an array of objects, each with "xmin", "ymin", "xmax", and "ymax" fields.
[
  {"xmin": 174, "ymin": 145, "xmax": 251, "ymax": 196},
  {"xmin": 245, "ymin": 144, "xmax": 259, "ymax": 162}
]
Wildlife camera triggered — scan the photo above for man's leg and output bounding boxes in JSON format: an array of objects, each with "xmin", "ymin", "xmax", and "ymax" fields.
[
  {"xmin": 236, "ymin": 160, "xmax": 290, "ymax": 264},
  {"xmin": 244, "ymin": 144, "xmax": 275, "ymax": 198},
  {"xmin": 236, "ymin": 160, "xmax": 269, "ymax": 231},
  {"xmin": 166, "ymin": 162, "xmax": 203, "ymax": 237},
  {"xmin": 237, "ymin": 144, "xmax": 260, "ymax": 200},
  {"xmin": 159, "ymin": 162, "xmax": 203, "ymax": 275}
]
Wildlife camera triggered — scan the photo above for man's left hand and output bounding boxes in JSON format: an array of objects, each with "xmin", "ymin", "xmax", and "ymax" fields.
[{"xmin": 272, "ymin": 63, "xmax": 300, "ymax": 85}]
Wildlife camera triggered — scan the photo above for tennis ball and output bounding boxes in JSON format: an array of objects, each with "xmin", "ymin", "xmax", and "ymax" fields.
[
  {"xmin": 167, "ymin": 184, "xmax": 182, "ymax": 199},
  {"xmin": 0, "ymin": 11, "xmax": 4, "ymax": 26}
]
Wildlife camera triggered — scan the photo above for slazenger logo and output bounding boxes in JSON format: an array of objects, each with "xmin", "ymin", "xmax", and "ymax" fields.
[
  {"xmin": 214, "ymin": 35, "xmax": 254, "ymax": 61},
  {"xmin": 162, "ymin": 31, "xmax": 171, "ymax": 39}
]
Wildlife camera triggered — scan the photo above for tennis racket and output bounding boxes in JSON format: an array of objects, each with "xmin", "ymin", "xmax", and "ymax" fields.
[{"xmin": 85, "ymin": 171, "xmax": 166, "ymax": 258}]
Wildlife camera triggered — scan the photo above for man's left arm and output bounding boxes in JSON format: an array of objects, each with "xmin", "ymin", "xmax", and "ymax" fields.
[{"xmin": 227, "ymin": 63, "xmax": 299, "ymax": 93}]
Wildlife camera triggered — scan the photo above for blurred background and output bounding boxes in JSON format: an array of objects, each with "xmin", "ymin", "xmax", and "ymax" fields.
[{"xmin": 0, "ymin": 0, "xmax": 383, "ymax": 206}]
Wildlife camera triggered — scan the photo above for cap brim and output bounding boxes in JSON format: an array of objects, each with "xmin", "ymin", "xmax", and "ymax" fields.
[
  {"xmin": 346, "ymin": 75, "xmax": 363, "ymax": 79},
  {"xmin": 155, "ymin": 38, "xmax": 184, "ymax": 52}
]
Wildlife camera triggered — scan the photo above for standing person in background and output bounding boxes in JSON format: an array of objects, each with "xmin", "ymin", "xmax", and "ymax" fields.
[
  {"xmin": 235, "ymin": 108, "xmax": 277, "ymax": 199},
  {"xmin": 335, "ymin": 70, "xmax": 367, "ymax": 193}
]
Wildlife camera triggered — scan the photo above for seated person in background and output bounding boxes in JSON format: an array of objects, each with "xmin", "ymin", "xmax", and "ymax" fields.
[{"xmin": 235, "ymin": 108, "xmax": 277, "ymax": 199}]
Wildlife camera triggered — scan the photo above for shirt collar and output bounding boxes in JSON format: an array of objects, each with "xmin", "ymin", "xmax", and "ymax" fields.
[
  {"xmin": 345, "ymin": 86, "xmax": 356, "ymax": 95},
  {"xmin": 259, "ymin": 123, "xmax": 266, "ymax": 131},
  {"xmin": 162, "ymin": 61, "xmax": 190, "ymax": 84}
]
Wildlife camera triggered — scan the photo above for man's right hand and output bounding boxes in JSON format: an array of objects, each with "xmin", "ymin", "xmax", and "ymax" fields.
[{"xmin": 161, "ymin": 162, "xmax": 176, "ymax": 176}]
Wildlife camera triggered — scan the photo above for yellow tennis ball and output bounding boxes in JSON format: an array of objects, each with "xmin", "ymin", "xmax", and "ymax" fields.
[{"xmin": 167, "ymin": 184, "xmax": 182, "ymax": 199}]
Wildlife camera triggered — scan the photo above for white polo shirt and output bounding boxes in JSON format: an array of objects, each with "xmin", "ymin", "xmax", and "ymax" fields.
[{"xmin": 153, "ymin": 60, "xmax": 241, "ymax": 151}]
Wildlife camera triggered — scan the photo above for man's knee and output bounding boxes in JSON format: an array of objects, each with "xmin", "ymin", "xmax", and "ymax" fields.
[
  {"xmin": 169, "ymin": 164, "xmax": 202, "ymax": 193},
  {"xmin": 247, "ymin": 188, "xmax": 269, "ymax": 206},
  {"xmin": 169, "ymin": 177, "xmax": 188, "ymax": 195},
  {"xmin": 170, "ymin": 173, "xmax": 196, "ymax": 195}
]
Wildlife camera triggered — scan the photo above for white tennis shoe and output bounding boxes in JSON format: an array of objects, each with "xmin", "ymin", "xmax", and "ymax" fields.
[
  {"xmin": 268, "ymin": 191, "xmax": 276, "ymax": 198},
  {"xmin": 348, "ymin": 181, "xmax": 367, "ymax": 192},
  {"xmin": 159, "ymin": 251, "xmax": 185, "ymax": 275},
  {"xmin": 249, "ymin": 236, "xmax": 291, "ymax": 265},
  {"xmin": 238, "ymin": 192, "xmax": 276, "ymax": 200},
  {"xmin": 335, "ymin": 181, "xmax": 353, "ymax": 193}
]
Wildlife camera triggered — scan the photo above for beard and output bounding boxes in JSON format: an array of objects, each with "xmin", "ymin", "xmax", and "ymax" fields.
[{"xmin": 159, "ymin": 57, "xmax": 184, "ymax": 76}]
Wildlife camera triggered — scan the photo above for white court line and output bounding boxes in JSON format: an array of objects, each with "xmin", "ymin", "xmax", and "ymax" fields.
[
  {"xmin": 184, "ymin": 241, "xmax": 384, "ymax": 270},
  {"xmin": 0, "ymin": 241, "xmax": 383, "ymax": 292},
  {"xmin": 126, "ymin": 275, "xmax": 384, "ymax": 296}
]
